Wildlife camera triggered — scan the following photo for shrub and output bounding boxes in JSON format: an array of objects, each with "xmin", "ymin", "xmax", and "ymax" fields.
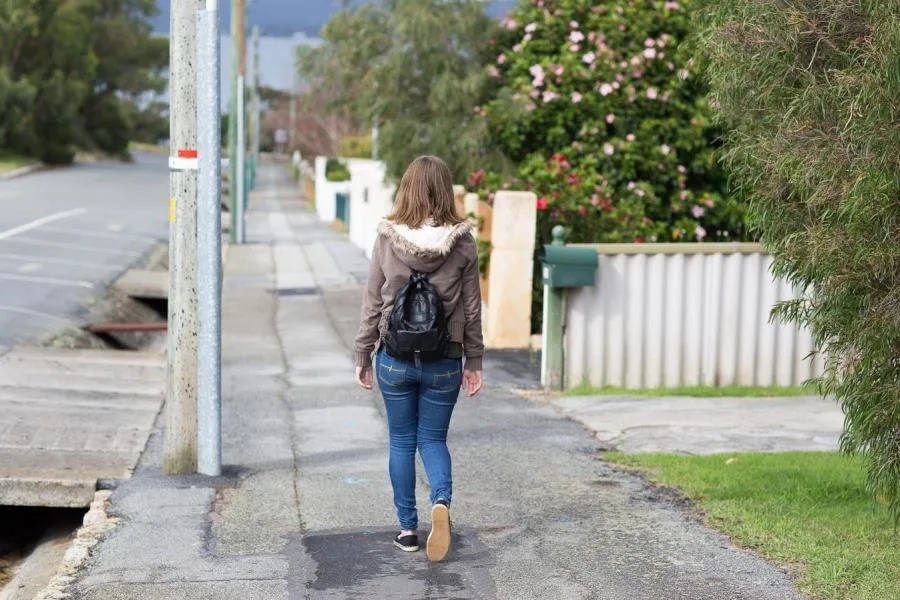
[
  {"xmin": 695, "ymin": 0, "xmax": 900, "ymax": 517},
  {"xmin": 484, "ymin": 0, "xmax": 748, "ymax": 247},
  {"xmin": 325, "ymin": 157, "xmax": 351, "ymax": 182}
]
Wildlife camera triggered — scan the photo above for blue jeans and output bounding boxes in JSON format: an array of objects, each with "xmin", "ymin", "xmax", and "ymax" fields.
[{"xmin": 376, "ymin": 350, "xmax": 462, "ymax": 531}]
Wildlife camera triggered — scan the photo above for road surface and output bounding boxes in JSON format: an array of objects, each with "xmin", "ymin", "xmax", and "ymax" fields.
[{"xmin": 0, "ymin": 154, "xmax": 168, "ymax": 349}]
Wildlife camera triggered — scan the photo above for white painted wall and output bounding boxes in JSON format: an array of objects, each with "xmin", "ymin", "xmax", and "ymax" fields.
[
  {"xmin": 347, "ymin": 159, "xmax": 396, "ymax": 259},
  {"xmin": 313, "ymin": 156, "xmax": 351, "ymax": 224},
  {"xmin": 563, "ymin": 244, "xmax": 825, "ymax": 389}
]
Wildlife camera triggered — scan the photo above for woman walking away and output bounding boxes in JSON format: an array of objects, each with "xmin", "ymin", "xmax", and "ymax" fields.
[{"xmin": 354, "ymin": 155, "xmax": 484, "ymax": 562}]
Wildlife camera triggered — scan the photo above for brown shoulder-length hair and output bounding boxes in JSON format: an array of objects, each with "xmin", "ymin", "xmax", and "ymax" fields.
[{"xmin": 386, "ymin": 156, "xmax": 464, "ymax": 228}]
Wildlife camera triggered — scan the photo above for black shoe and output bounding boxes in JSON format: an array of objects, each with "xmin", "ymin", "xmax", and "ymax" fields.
[
  {"xmin": 427, "ymin": 500, "xmax": 451, "ymax": 562},
  {"xmin": 394, "ymin": 532, "xmax": 419, "ymax": 552}
]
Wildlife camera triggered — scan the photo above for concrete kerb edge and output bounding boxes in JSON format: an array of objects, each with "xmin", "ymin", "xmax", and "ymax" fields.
[
  {"xmin": 0, "ymin": 163, "xmax": 45, "ymax": 181},
  {"xmin": 31, "ymin": 490, "xmax": 118, "ymax": 600}
]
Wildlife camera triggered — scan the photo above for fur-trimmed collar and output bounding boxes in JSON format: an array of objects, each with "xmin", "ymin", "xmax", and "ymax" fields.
[{"xmin": 378, "ymin": 219, "xmax": 472, "ymax": 259}]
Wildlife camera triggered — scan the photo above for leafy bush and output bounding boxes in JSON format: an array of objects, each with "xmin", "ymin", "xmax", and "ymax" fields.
[
  {"xmin": 484, "ymin": 0, "xmax": 748, "ymax": 245},
  {"xmin": 325, "ymin": 157, "xmax": 351, "ymax": 182},
  {"xmin": 339, "ymin": 134, "xmax": 373, "ymax": 159},
  {"xmin": 695, "ymin": 0, "xmax": 900, "ymax": 517}
]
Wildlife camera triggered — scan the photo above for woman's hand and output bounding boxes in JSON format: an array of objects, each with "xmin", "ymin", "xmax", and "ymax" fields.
[
  {"xmin": 462, "ymin": 370, "xmax": 483, "ymax": 397},
  {"xmin": 356, "ymin": 366, "xmax": 373, "ymax": 391}
]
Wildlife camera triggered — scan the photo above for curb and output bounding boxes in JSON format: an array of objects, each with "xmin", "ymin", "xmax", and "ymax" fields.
[{"xmin": 0, "ymin": 163, "xmax": 44, "ymax": 181}]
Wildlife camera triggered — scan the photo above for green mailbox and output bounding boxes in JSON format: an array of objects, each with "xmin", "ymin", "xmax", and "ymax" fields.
[{"xmin": 540, "ymin": 238, "xmax": 598, "ymax": 288}]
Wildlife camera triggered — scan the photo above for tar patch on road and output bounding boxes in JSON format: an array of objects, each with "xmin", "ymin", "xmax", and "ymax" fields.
[{"xmin": 295, "ymin": 525, "xmax": 498, "ymax": 599}]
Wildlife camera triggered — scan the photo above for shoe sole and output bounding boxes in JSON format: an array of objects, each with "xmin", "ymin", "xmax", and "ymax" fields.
[
  {"xmin": 393, "ymin": 540, "xmax": 419, "ymax": 552},
  {"xmin": 427, "ymin": 505, "xmax": 451, "ymax": 562}
]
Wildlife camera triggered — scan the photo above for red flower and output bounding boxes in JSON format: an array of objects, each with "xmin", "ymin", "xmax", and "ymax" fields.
[
  {"xmin": 577, "ymin": 206, "xmax": 588, "ymax": 216},
  {"xmin": 633, "ymin": 237, "xmax": 643, "ymax": 244},
  {"xmin": 551, "ymin": 191, "xmax": 561, "ymax": 200},
  {"xmin": 536, "ymin": 197, "xmax": 549, "ymax": 210},
  {"xmin": 567, "ymin": 173, "xmax": 581, "ymax": 186},
  {"xmin": 550, "ymin": 152, "xmax": 567, "ymax": 163},
  {"xmin": 469, "ymin": 169, "xmax": 485, "ymax": 188}
]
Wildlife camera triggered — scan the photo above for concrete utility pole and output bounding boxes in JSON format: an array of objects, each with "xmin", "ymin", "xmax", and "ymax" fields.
[
  {"xmin": 196, "ymin": 0, "xmax": 223, "ymax": 477},
  {"xmin": 289, "ymin": 47, "xmax": 297, "ymax": 152},
  {"xmin": 165, "ymin": 0, "xmax": 203, "ymax": 475}
]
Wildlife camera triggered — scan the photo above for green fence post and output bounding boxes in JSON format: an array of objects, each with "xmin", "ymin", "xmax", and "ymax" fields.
[{"xmin": 543, "ymin": 225, "xmax": 567, "ymax": 390}]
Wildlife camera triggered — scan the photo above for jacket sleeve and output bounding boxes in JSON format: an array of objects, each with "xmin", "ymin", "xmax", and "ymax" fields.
[
  {"xmin": 354, "ymin": 236, "xmax": 386, "ymax": 368},
  {"xmin": 460, "ymin": 235, "xmax": 484, "ymax": 371}
]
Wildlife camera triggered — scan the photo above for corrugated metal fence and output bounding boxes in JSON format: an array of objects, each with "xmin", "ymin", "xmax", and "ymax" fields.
[{"xmin": 564, "ymin": 244, "xmax": 824, "ymax": 389}]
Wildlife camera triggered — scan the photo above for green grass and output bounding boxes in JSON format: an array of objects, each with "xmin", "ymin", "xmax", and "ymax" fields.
[
  {"xmin": 565, "ymin": 383, "xmax": 813, "ymax": 397},
  {"xmin": 0, "ymin": 153, "xmax": 35, "ymax": 175},
  {"xmin": 605, "ymin": 451, "xmax": 899, "ymax": 600}
]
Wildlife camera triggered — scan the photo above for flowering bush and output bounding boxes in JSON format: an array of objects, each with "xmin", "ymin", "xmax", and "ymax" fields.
[{"xmin": 482, "ymin": 0, "xmax": 749, "ymax": 245}]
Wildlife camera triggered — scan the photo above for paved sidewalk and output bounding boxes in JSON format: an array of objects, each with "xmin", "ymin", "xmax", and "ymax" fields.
[
  {"xmin": 59, "ymin": 163, "xmax": 804, "ymax": 600},
  {"xmin": 547, "ymin": 394, "xmax": 844, "ymax": 454}
]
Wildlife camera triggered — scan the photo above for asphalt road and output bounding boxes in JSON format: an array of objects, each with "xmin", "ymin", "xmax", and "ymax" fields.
[{"xmin": 0, "ymin": 154, "xmax": 168, "ymax": 349}]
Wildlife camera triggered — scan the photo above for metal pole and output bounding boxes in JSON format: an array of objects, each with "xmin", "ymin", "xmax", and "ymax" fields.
[
  {"xmin": 541, "ymin": 226, "xmax": 566, "ymax": 390},
  {"xmin": 227, "ymin": 0, "xmax": 244, "ymax": 243},
  {"xmin": 251, "ymin": 25, "xmax": 260, "ymax": 189},
  {"xmin": 196, "ymin": 0, "xmax": 222, "ymax": 477},
  {"xmin": 236, "ymin": 74, "xmax": 246, "ymax": 244},
  {"xmin": 164, "ymin": 0, "xmax": 202, "ymax": 475},
  {"xmin": 289, "ymin": 42, "xmax": 297, "ymax": 153}
]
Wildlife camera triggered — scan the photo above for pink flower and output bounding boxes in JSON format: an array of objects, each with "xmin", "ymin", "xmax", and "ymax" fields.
[
  {"xmin": 627, "ymin": 181, "xmax": 636, "ymax": 190},
  {"xmin": 530, "ymin": 64, "xmax": 544, "ymax": 77},
  {"xmin": 705, "ymin": 198, "xmax": 715, "ymax": 208},
  {"xmin": 570, "ymin": 20, "xmax": 580, "ymax": 29},
  {"xmin": 679, "ymin": 69, "xmax": 690, "ymax": 80},
  {"xmin": 665, "ymin": 1, "xmax": 681, "ymax": 9},
  {"xmin": 695, "ymin": 225, "xmax": 707, "ymax": 241},
  {"xmin": 529, "ymin": 89, "xmax": 540, "ymax": 98},
  {"xmin": 488, "ymin": 66, "xmax": 500, "ymax": 78},
  {"xmin": 473, "ymin": 106, "xmax": 482, "ymax": 114},
  {"xmin": 578, "ymin": 206, "xmax": 588, "ymax": 216},
  {"xmin": 660, "ymin": 144, "xmax": 671, "ymax": 155},
  {"xmin": 599, "ymin": 83, "xmax": 614, "ymax": 96},
  {"xmin": 603, "ymin": 143, "xmax": 615, "ymax": 156},
  {"xmin": 570, "ymin": 44, "xmax": 581, "ymax": 53},
  {"xmin": 635, "ymin": 189, "xmax": 646, "ymax": 197},
  {"xmin": 536, "ymin": 197, "xmax": 549, "ymax": 210},
  {"xmin": 504, "ymin": 18, "xmax": 518, "ymax": 31},
  {"xmin": 582, "ymin": 52, "xmax": 596, "ymax": 64},
  {"xmin": 631, "ymin": 56, "xmax": 642, "ymax": 66},
  {"xmin": 691, "ymin": 205, "xmax": 705, "ymax": 218},
  {"xmin": 618, "ymin": 24, "xmax": 626, "ymax": 32},
  {"xmin": 542, "ymin": 90, "xmax": 559, "ymax": 102},
  {"xmin": 497, "ymin": 54, "xmax": 507, "ymax": 65},
  {"xmin": 677, "ymin": 165, "xmax": 686, "ymax": 173},
  {"xmin": 626, "ymin": 133, "xmax": 636, "ymax": 142},
  {"xmin": 606, "ymin": 113, "xmax": 616, "ymax": 124},
  {"xmin": 645, "ymin": 38, "xmax": 655, "ymax": 48},
  {"xmin": 571, "ymin": 91, "xmax": 583, "ymax": 103},
  {"xmin": 616, "ymin": 73, "xmax": 625, "ymax": 82},
  {"xmin": 680, "ymin": 190, "xmax": 690, "ymax": 200},
  {"xmin": 569, "ymin": 30, "xmax": 585, "ymax": 43},
  {"xmin": 525, "ymin": 22, "xmax": 537, "ymax": 33},
  {"xmin": 523, "ymin": 33, "xmax": 533, "ymax": 42},
  {"xmin": 470, "ymin": 169, "xmax": 485, "ymax": 187},
  {"xmin": 567, "ymin": 173, "xmax": 581, "ymax": 186},
  {"xmin": 513, "ymin": 44, "xmax": 523, "ymax": 53},
  {"xmin": 551, "ymin": 64, "xmax": 564, "ymax": 76},
  {"xmin": 646, "ymin": 87, "xmax": 659, "ymax": 99},
  {"xmin": 644, "ymin": 48, "xmax": 657, "ymax": 60}
]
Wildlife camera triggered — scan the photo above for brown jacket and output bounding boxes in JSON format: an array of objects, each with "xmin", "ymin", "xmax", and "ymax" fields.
[{"xmin": 354, "ymin": 219, "xmax": 484, "ymax": 370}]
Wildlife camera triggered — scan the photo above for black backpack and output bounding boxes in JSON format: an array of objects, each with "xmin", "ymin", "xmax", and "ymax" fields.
[{"xmin": 383, "ymin": 271, "xmax": 449, "ymax": 360}]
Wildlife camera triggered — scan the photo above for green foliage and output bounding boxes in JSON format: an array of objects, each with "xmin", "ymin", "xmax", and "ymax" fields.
[
  {"xmin": 0, "ymin": 0, "xmax": 166, "ymax": 163},
  {"xmin": 694, "ymin": 0, "xmax": 900, "ymax": 518},
  {"xmin": 338, "ymin": 134, "xmax": 373, "ymax": 159},
  {"xmin": 299, "ymin": 0, "xmax": 504, "ymax": 183},
  {"xmin": 325, "ymin": 158, "xmax": 351, "ymax": 182},
  {"xmin": 484, "ymin": 0, "xmax": 748, "ymax": 245}
]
